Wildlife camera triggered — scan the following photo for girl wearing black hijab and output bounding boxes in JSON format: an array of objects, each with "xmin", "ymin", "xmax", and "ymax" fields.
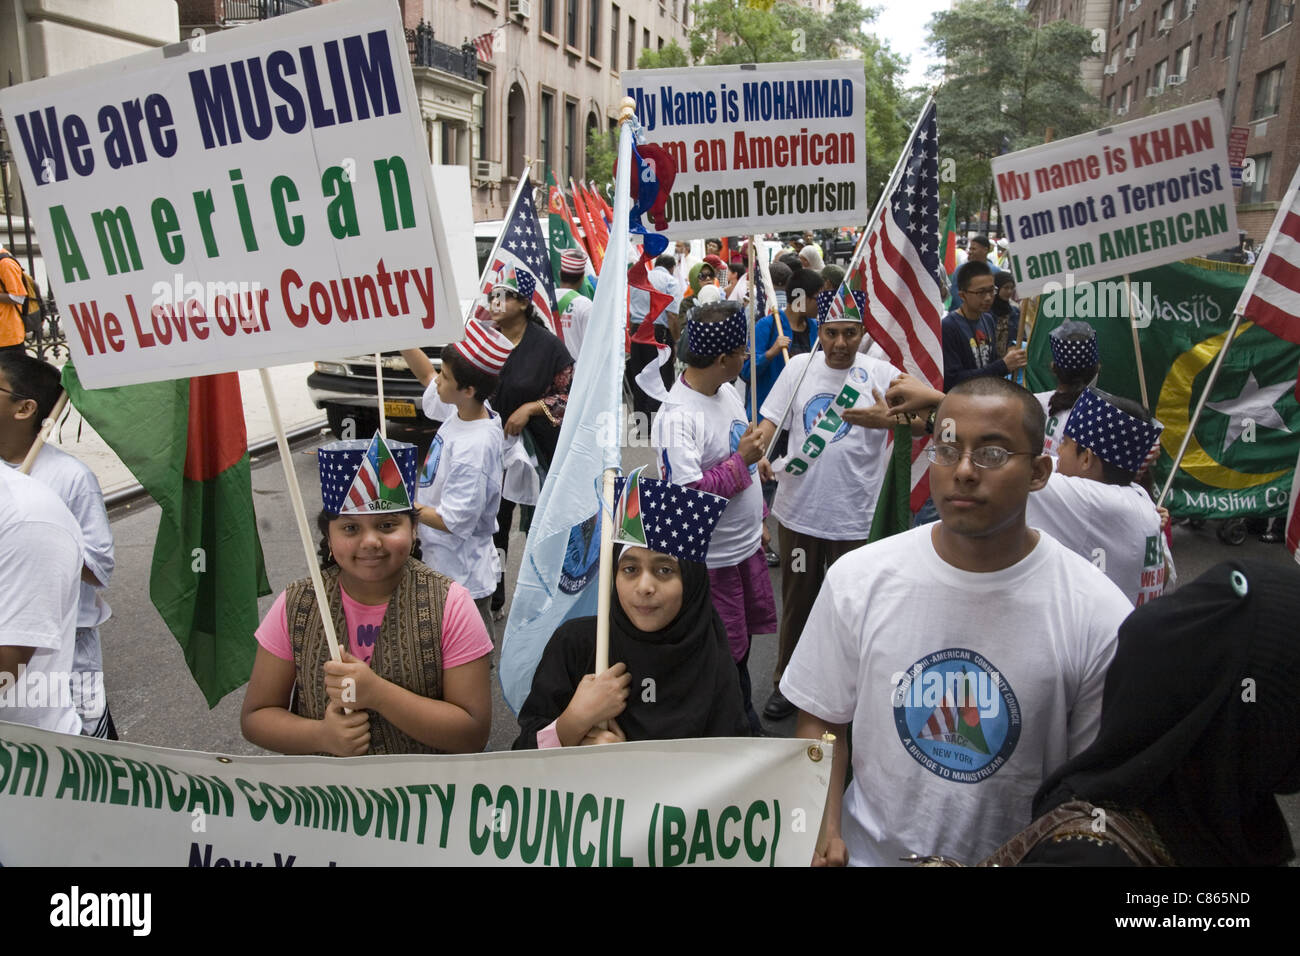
[
  {"xmin": 513, "ymin": 475, "xmax": 750, "ymax": 748},
  {"xmin": 990, "ymin": 558, "xmax": 1300, "ymax": 866}
]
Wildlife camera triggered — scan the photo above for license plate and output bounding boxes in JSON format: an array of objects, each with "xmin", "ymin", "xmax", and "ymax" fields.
[{"xmin": 384, "ymin": 400, "xmax": 416, "ymax": 418}]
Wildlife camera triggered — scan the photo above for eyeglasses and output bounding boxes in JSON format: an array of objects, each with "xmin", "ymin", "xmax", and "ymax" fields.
[
  {"xmin": 927, "ymin": 444, "xmax": 1033, "ymax": 469},
  {"xmin": 0, "ymin": 385, "xmax": 31, "ymax": 402},
  {"xmin": 965, "ymin": 287, "xmax": 997, "ymax": 298}
]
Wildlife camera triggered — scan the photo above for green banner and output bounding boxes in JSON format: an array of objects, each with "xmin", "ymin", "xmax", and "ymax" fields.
[{"xmin": 1026, "ymin": 258, "xmax": 1300, "ymax": 519}]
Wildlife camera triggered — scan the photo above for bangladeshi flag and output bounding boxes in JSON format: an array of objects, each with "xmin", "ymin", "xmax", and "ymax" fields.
[
  {"xmin": 940, "ymin": 194, "xmax": 958, "ymax": 277},
  {"xmin": 62, "ymin": 365, "xmax": 271, "ymax": 706},
  {"xmin": 547, "ymin": 170, "xmax": 593, "ymax": 294}
]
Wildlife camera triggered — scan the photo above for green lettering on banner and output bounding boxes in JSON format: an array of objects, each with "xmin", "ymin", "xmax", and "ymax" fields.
[
  {"xmin": 374, "ymin": 156, "xmax": 414, "ymax": 231},
  {"xmin": 544, "ymin": 790, "xmax": 575, "ymax": 866},
  {"xmin": 469, "ymin": 783, "xmax": 491, "ymax": 855},
  {"xmin": 744, "ymin": 800, "xmax": 769, "ymax": 862},
  {"xmin": 493, "ymin": 785, "xmax": 519, "ymax": 860},
  {"xmin": 661, "ymin": 804, "xmax": 687, "ymax": 867},
  {"xmin": 573, "ymin": 792, "xmax": 599, "ymax": 867},
  {"xmin": 54, "ymin": 747, "xmax": 80, "ymax": 800},
  {"xmin": 322, "ymin": 166, "xmax": 360, "ymax": 239},
  {"xmin": 270, "ymin": 175, "xmax": 305, "ymax": 246},
  {"xmin": 717, "ymin": 804, "xmax": 742, "ymax": 859},
  {"xmin": 518, "ymin": 787, "xmax": 545, "ymax": 864},
  {"xmin": 236, "ymin": 778, "xmax": 267, "ymax": 821},
  {"xmin": 104, "ymin": 753, "xmax": 129, "ymax": 805},
  {"xmin": 344, "ymin": 783, "xmax": 372, "ymax": 835},
  {"xmin": 158, "ymin": 762, "xmax": 188, "ymax": 811},
  {"xmin": 689, "ymin": 808, "xmax": 715, "ymax": 863},
  {"xmin": 48, "ymin": 205, "xmax": 90, "ymax": 282}
]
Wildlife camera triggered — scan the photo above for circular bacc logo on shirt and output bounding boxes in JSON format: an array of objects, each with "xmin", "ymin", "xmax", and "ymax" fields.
[
  {"xmin": 801, "ymin": 394, "xmax": 852, "ymax": 443},
  {"xmin": 728, "ymin": 419, "xmax": 758, "ymax": 475},
  {"xmin": 848, "ymin": 366, "xmax": 869, "ymax": 384},
  {"xmin": 419, "ymin": 435, "xmax": 443, "ymax": 488},
  {"xmin": 558, "ymin": 513, "xmax": 602, "ymax": 594},
  {"xmin": 892, "ymin": 648, "xmax": 1021, "ymax": 784}
]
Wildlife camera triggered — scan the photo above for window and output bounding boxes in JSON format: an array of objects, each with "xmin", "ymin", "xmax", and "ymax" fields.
[
  {"xmin": 540, "ymin": 90, "xmax": 555, "ymax": 180},
  {"xmin": 611, "ymin": 5, "xmax": 620, "ymax": 72},
  {"xmin": 1264, "ymin": 0, "xmax": 1295, "ymax": 33},
  {"xmin": 1174, "ymin": 43, "xmax": 1190, "ymax": 76},
  {"xmin": 1242, "ymin": 153, "xmax": 1272, "ymax": 204},
  {"xmin": 564, "ymin": 99, "xmax": 578, "ymax": 180},
  {"xmin": 1194, "ymin": 34, "xmax": 1201, "ymax": 66},
  {"xmin": 475, "ymin": 69, "xmax": 490, "ymax": 160},
  {"xmin": 1107, "ymin": 92, "xmax": 1116, "ymax": 112},
  {"xmin": 1224, "ymin": 12, "xmax": 1236, "ymax": 55},
  {"xmin": 589, "ymin": 0, "xmax": 601, "ymax": 57},
  {"xmin": 1126, "ymin": 28, "xmax": 1138, "ymax": 52},
  {"xmin": 627, "ymin": 16, "xmax": 636, "ymax": 68},
  {"xmin": 1160, "ymin": 0, "xmax": 1174, "ymax": 25},
  {"xmin": 567, "ymin": 0, "xmax": 579, "ymax": 48},
  {"xmin": 1181, "ymin": 0, "xmax": 1195, "ymax": 18},
  {"xmin": 658, "ymin": 35, "xmax": 664, "ymax": 50},
  {"xmin": 643, "ymin": 26, "xmax": 650, "ymax": 55},
  {"xmin": 1122, "ymin": 82, "xmax": 1133, "ymax": 108},
  {"xmin": 1153, "ymin": 59, "xmax": 1168, "ymax": 88},
  {"xmin": 542, "ymin": 0, "xmax": 556, "ymax": 36},
  {"xmin": 1252, "ymin": 63, "xmax": 1285, "ymax": 118}
]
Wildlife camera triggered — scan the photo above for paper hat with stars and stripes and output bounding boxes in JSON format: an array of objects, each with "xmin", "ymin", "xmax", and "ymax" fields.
[
  {"xmin": 816, "ymin": 287, "xmax": 866, "ymax": 324},
  {"xmin": 612, "ymin": 467, "xmax": 727, "ymax": 564},
  {"xmin": 318, "ymin": 433, "xmax": 418, "ymax": 514},
  {"xmin": 452, "ymin": 319, "xmax": 514, "ymax": 375},
  {"xmin": 493, "ymin": 262, "xmax": 535, "ymax": 303},
  {"xmin": 1063, "ymin": 387, "xmax": 1163, "ymax": 474},
  {"xmin": 685, "ymin": 302, "xmax": 747, "ymax": 357},
  {"xmin": 1049, "ymin": 321, "xmax": 1101, "ymax": 371}
]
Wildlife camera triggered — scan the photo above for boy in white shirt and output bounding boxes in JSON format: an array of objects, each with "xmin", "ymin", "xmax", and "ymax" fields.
[
  {"xmin": 783, "ymin": 375, "xmax": 1132, "ymax": 866},
  {"xmin": 401, "ymin": 320, "xmax": 512, "ymax": 640}
]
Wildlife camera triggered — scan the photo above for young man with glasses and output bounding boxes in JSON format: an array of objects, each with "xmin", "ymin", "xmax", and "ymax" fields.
[
  {"xmin": 941, "ymin": 261, "xmax": 1027, "ymax": 391},
  {"xmin": 782, "ymin": 375, "xmax": 1132, "ymax": 865}
]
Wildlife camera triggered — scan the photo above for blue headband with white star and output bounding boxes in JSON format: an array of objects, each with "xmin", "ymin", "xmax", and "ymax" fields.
[
  {"xmin": 686, "ymin": 306, "xmax": 747, "ymax": 356},
  {"xmin": 1049, "ymin": 321, "xmax": 1100, "ymax": 371},
  {"xmin": 1063, "ymin": 387, "xmax": 1163, "ymax": 474}
]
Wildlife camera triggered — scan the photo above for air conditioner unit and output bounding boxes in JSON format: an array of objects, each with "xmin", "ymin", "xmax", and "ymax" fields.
[
  {"xmin": 1125, "ymin": 47, "xmax": 1137, "ymax": 60},
  {"xmin": 1117, "ymin": 106, "xmax": 1130, "ymax": 116},
  {"xmin": 1129, "ymin": 1, "xmax": 1141, "ymax": 10},
  {"xmin": 1159, "ymin": 16, "xmax": 1174, "ymax": 32},
  {"xmin": 509, "ymin": 0, "xmax": 532, "ymax": 19},
  {"xmin": 1147, "ymin": 85, "xmax": 1163, "ymax": 97},
  {"xmin": 1187, "ymin": 0, "xmax": 1197, "ymax": 15},
  {"xmin": 1105, "ymin": 64, "xmax": 1119, "ymax": 75},
  {"xmin": 1167, "ymin": 74, "xmax": 1185, "ymax": 86},
  {"xmin": 473, "ymin": 159, "xmax": 502, "ymax": 182}
]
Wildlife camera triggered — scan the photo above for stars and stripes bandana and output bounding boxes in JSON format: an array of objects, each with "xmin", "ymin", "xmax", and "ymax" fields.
[
  {"xmin": 319, "ymin": 434, "xmax": 418, "ymax": 514},
  {"xmin": 1049, "ymin": 320, "xmax": 1101, "ymax": 371},
  {"xmin": 685, "ymin": 305, "xmax": 747, "ymax": 356},
  {"xmin": 1063, "ymin": 387, "xmax": 1163, "ymax": 474},
  {"xmin": 613, "ymin": 469, "xmax": 727, "ymax": 564},
  {"xmin": 454, "ymin": 319, "xmax": 513, "ymax": 374}
]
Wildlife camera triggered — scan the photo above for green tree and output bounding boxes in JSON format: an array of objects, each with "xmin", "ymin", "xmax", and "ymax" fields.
[
  {"xmin": 682, "ymin": 0, "xmax": 909, "ymax": 209},
  {"xmin": 927, "ymin": 0, "xmax": 1104, "ymax": 233},
  {"xmin": 637, "ymin": 39, "xmax": 690, "ymax": 70},
  {"xmin": 584, "ymin": 125, "xmax": 617, "ymax": 189}
]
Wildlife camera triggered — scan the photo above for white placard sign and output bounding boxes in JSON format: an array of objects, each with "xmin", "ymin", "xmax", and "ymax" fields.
[
  {"xmin": 622, "ymin": 60, "xmax": 867, "ymax": 241},
  {"xmin": 0, "ymin": 0, "xmax": 461, "ymax": 388},
  {"xmin": 0, "ymin": 723, "xmax": 832, "ymax": 867},
  {"xmin": 991, "ymin": 101, "xmax": 1238, "ymax": 297}
]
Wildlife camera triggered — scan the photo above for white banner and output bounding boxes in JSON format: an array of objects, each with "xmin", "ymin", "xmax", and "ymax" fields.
[
  {"xmin": 991, "ymin": 101, "xmax": 1238, "ymax": 297},
  {"xmin": 0, "ymin": 723, "xmax": 832, "ymax": 867},
  {"xmin": 0, "ymin": 0, "xmax": 462, "ymax": 388},
  {"xmin": 622, "ymin": 60, "xmax": 866, "ymax": 241}
]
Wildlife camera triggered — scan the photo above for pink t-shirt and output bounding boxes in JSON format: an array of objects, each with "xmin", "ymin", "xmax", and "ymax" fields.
[{"xmin": 255, "ymin": 580, "xmax": 492, "ymax": 669}]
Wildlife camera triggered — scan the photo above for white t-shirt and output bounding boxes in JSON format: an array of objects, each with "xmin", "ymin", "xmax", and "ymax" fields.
[
  {"xmin": 653, "ymin": 378, "xmax": 763, "ymax": 568},
  {"xmin": 761, "ymin": 352, "xmax": 897, "ymax": 540},
  {"xmin": 0, "ymin": 467, "xmax": 84, "ymax": 734},
  {"xmin": 418, "ymin": 385, "xmax": 504, "ymax": 599},
  {"xmin": 5, "ymin": 446, "xmax": 114, "ymax": 629},
  {"xmin": 1036, "ymin": 389, "xmax": 1074, "ymax": 458},
  {"xmin": 1027, "ymin": 462, "xmax": 1167, "ymax": 607},
  {"xmin": 780, "ymin": 525, "xmax": 1130, "ymax": 867},
  {"xmin": 556, "ymin": 289, "xmax": 593, "ymax": 362}
]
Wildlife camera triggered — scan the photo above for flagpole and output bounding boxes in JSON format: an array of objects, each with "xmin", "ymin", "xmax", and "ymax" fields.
[
  {"xmin": 747, "ymin": 238, "xmax": 758, "ymax": 425},
  {"xmin": 764, "ymin": 96, "xmax": 934, "ymax": 461},
  {"xmin": 260, "ymin": 369, "xmax": 344, "ymax": 662},
  {"xmin": 470, "ymin": 172, "xmax": 532, "ymax": 323},
  {"xmin": 1124, "ymin": 274, "xmax": 1150, "ymax": 409},
  {"xmin": 374, "ymin": 353, "xmax": 387, "ymax": 439},
  {"xmin": 18, "ymin": 390, "xmax": 68, "ymax": 474},
  {"xmin": 594, "ymin": 100, "xmax": 637, "ymax": 685},
  {"xmin": 1156, "ymin": 313, "xmax": 1246, "ymax": 508},
  {"xmin": 754, "ymin": 235, "xmax": 788, "ymax": 363}
]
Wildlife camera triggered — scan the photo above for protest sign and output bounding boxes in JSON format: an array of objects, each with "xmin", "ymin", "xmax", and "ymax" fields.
[
  {"xmin": 0, "ymin": 722, "xmax": 832, "ymax": 867},
  {"xmin": 992, "ymin": 101, "xmax": 1238, "ymax": 298},
  {"xmin": 0, "ymin": 0, "xmax": 461, "ymax": 389},
  {"xmin": 622, "ymin": 60, "xmax": 866, "ymax": 241},
  {"xmin": 1026, "ymin": 258, "xmax": 1300, "ymax": 519}
]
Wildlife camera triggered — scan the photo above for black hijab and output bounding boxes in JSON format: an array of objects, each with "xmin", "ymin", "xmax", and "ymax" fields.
[
  {"xmin": 513, "ymin": 547, "xmax": 749, "ymax": 747},
  {"xmin": 1033, "ymin": 558, "xmax": 1300, "ymax": 866},
  {"xmin": 492, "ymin": 321, "xmax": 572, "ymax": 469}
]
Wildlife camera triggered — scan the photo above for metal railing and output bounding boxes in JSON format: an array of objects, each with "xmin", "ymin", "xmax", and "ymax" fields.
[
  {"xmin": 407, "ymin": 21, "xmax": 478, "ymax": 81},
  {"xmin": 221, "ymin": 0, "xmax": 317, "ymax": 22}
]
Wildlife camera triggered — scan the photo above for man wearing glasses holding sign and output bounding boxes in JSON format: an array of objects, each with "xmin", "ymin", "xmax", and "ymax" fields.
[{"xmin": 781, "ymin": 376, "xmax": 1132, "ymax": 866}]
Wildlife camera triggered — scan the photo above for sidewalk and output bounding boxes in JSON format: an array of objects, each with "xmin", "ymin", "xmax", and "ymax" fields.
[{"xmin": 47, "ymin": 362, "xmax": 324, "ymax": 497}]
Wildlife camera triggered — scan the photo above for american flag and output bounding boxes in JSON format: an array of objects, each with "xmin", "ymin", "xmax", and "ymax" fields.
[
  {"xmin": 473, "ymin": 174, "xmax": 558, "ymax": 333},
  {"xmin": 472, "ymin": 27, "xmax": 502, "ymax": 61},
  {"xmin": 856, "ymin": 98, "xmax": 945, "ymax": 511},
  {"xmin": 1235, "ymin": 162, "xmax": 1300, "ymax": 561}
]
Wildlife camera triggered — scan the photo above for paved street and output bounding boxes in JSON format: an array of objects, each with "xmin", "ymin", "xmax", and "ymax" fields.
[{"xmin": 93, "ymin": 429, "xmax": 1299, "ymax": 846}]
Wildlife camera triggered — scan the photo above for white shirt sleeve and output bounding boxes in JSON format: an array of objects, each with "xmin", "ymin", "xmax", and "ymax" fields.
[
  {"xmin": 0, "ymin": 518, "xmax": 81, "ymax": 651},
  {"xmin": 65, "ymin": 471, "xmax": 114, "ymax": 587},
  {"xmin": 652, "ymin": 406, "xmax": 703, "ymax": 486},
  {"xmin": 760, "ymin": 355, "xmax": 802, "ymax": 429},
  {"xmin": 779, "ymin": 567, "xmax": 860, "ymax": 725}
]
